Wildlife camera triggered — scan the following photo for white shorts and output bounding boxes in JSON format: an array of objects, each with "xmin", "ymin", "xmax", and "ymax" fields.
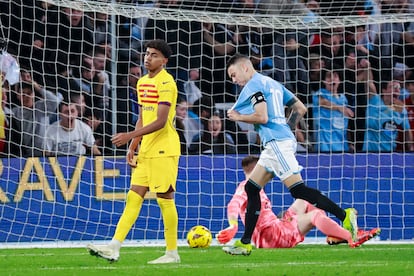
[{"xmin": 257, "ymin": 139, "xmax": 303, "ymax": 181}]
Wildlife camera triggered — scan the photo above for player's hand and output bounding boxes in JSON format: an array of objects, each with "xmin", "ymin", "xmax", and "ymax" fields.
[
  {"xmin": 216, "ymin": 224, "xmax": 238, "ymax": 244},
  {"xmin": 126, "ymin": 149, "xmax": 137, "ymax": 168},
  {"xmin": 111, "ymin": 132, "xmax": 133, "ymax": 147},
  {"xmin": 227, "ymin": 109, "xmax": 240, "ymax": 122}
]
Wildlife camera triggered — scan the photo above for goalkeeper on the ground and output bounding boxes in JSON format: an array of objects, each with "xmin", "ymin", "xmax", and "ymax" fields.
[{"xmin": 217, "ymin": 155, "xmax": 381, "ymax": 249}]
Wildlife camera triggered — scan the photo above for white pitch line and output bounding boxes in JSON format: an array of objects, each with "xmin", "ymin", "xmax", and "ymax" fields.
[{"xmin": 35, "ymin": 261, "xmax": 388, "ymax": 272}]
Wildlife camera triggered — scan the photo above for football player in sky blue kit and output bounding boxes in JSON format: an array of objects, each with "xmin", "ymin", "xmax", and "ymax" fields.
[{"xmin": 222, "ymin": 53, "xmax": 358, "ymax": 256}]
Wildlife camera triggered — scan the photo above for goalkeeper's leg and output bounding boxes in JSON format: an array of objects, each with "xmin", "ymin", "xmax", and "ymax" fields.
[
  {"xmin": 309, "ymin": 209, "xmax": 353, "ymax": 245},
  {"xmin": 288, "ymin": 180, "xmax": 358, "ymax": 240}
]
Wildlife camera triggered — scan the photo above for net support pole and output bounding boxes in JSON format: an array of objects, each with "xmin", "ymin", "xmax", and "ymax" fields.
[{"xmin": 110, "ymin": 0, "xmax": 118, "ymax": 147}]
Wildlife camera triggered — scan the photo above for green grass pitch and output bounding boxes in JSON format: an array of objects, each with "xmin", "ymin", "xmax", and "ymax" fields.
[{"xmin": 0, "ymin": 244, "xmax": 413, "ymax": 275}]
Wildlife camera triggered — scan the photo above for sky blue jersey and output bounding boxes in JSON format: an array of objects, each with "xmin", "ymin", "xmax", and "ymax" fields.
[
  {"xmin": 312, "ymin": 88, "xmax": 349, "ymax": 152},
  {"xmin": 363, "ymin": 94, "xmax": 410, "ymax": 152},
  {"xmin": 231, "ymin": 72, "xmax": 296, "ymax": 145}
]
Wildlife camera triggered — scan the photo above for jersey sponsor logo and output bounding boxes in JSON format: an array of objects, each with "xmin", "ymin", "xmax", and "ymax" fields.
[
  {"xmin": 382, "ymin": 121, "xmax": 399, "ymax": 130},
  {"xmin": 141, "ymin": 105, "xmax": 155, "ymax": 111}
]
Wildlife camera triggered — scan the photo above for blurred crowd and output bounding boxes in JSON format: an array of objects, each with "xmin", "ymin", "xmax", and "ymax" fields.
[{"xmin": 1, "ymin": 0, "xmax": 414, "ymax": 157}]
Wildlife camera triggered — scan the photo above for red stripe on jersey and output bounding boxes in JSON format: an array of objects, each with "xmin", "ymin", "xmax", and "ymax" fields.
[
  {"xmin": 141, "ymin": 100, "xmax": 158, "ymax": 104},
  {"xmin": 138, "ymin": 88, "xmax": 157, "ymax": 93},
  {"xmin": 139, "ymin": 94, "xmax": 159, "ymax": 99},
  {"xmin": 139, "ymin": 83, "xmax": 156, "ymax": 88}
]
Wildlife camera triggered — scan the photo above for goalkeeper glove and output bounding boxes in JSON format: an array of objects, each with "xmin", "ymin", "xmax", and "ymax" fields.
[{"xmin": 216, "ymin": 220, "xmax": 238, "ymax": 244}]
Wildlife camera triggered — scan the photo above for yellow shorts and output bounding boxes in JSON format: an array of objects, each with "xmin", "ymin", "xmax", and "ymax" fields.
[{"xmin": 131, "ymin": 156, "xmax": 179, "ymax": 193}]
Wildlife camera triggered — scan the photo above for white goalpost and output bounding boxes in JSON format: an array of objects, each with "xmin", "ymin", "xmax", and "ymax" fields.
[{"xmin": 0, "ymin": 0, "xmax": 413, "ymax": 248}]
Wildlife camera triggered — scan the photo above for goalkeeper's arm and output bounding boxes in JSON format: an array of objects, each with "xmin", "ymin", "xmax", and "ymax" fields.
[
  {"xmin": 216, "ymin": 216, "xmax": 239, "ymax": 244},
  {"xmin": 217, "ymin": 183, "xmax": 246, "ymax": 244}
]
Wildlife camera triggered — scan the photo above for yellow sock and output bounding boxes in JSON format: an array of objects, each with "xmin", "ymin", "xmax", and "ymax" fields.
[
  {"xmin": 113, "ymin": 190, "xmax": 143, "ymax": 242},
  {"xmin": 157, "ymin": 197, "xmax": 178, "ymax": 251}
]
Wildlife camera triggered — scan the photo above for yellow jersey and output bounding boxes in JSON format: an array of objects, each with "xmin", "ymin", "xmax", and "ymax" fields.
[{"xmin": 137, "ymin": 68, "xmax": 180, "ymax": 157}]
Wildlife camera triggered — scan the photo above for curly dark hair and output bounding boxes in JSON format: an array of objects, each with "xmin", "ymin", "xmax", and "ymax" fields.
[{"xmin": 144, "ymin": 39, "xmax": 172, "ymax": 58}]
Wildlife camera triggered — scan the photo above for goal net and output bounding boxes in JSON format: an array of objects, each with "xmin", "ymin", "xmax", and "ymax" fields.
[{"xmin": 0, "ymin": 0, "xmax": 413, "ymax": 246}]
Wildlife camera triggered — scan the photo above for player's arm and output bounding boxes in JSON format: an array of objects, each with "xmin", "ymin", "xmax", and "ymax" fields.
[
  {"xmin": 112, "ymin": 103, "xmax": 170, "ymax": 147},
  {"xmin": 127, "ymin": 110, "xmax": 143, "ymax": 167},
  {"xmin": 227, "ymin": 92, "xmax": 268, "ymax": 124},
  {"xmin": 286, "ymin": 96, "xmax": 307, "ymax": 130},
  {"xmin": 216, "ymin": 187, "xmax": 245, "ymax": 244}
]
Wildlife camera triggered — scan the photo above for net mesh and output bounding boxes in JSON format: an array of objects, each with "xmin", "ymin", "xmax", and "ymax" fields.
[{"xmin": 0, "ymin": 0, "xmax": 413, "ymax": 246}]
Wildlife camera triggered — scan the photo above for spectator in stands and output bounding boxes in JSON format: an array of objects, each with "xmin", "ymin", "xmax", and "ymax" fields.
[
  {"xmin": 90, "ymin": 47, "xmax": 113, "ymax": 154},
  {"xmin": 307, "ymin": 53, "xmax": 326, "ymax": 100},
  {"xmin": 344, "ymin": 24, "xmax": 372, "ymax": 56},
  {"xmin": 28, "ymin": 1, "xmax": 59, "ymax": 84},
  {"xmin": 44, "ymin": 100, "xmax": 101, "ymax": 156},
  {"xmin": 83, "ymin": 108, "xmax": 106, "ymax": 155},
  {"xmin": 43, "ymin": 7, "xmax": 94, "ymax": 71},
  {"xmin": 127, "ymin": 63, "xmax": 142, "ymax": 128},
  {"xmin": 12, "ymin": 71, "xmax": 62, "ymax": 157},
  {"xmin": 116, "ymin": 62, "xmax": 143, "ymax": 134},
  {"xmin": 0, "ymin": 79, "xmax": 19, "ymax": 157},
  {"xmin": 259, "ymin": 0, "xmax": 312, "ymax": 16},
  {"xmin": 363, "ymin": 79, "xmax": 413, "ymax": 152},
  {"xmin": 87, "ymin": 12, "xmax": 111, "ymax": 57},
  {"xmin": 185, "ymin": 96, "xmax": 215, "ymax": 148},
  {"xmin": 145, "ymin": 1, "xmax": 201, "ymax": 92},
  {"xmin": 400, "ymin": 73, "xmax": 414, "ymax": 151},
  {"xmin": 406, "ymin": 19, "xmax": 414, "ymax": 69},
  {"xmin": 318, "ymin": 0, "xmax": 367, "ymax": 16},
  {"xmin": 312, "ymin": 67, "xmax": 355, "ymax": 153},
  {"xmin": 0, "ymin": 79, "xmax": 9, "ymax": 155},
  {"xmin": 343, "ymin": 47, "xmax": 377, "ymax": 152},
  {"xmin": 45, "ymin": 55, "xmax": 80, "ymax": 99},
  {"xmin": 300, "ymin": 54, "xmax": 327, "ymax": 153},
  {"xmin": 92, "ymin": 47, "xmax": 111, "ymax": 97},
  {"xmin": 70, "ymin": 91, "xmax": 87, "ymax": 119},
  {"xmin": 189, "ymin": 112, "xmax": 236, "ymax": 154},
  {"xmin": 272, "ymin": 29, "xmax": 309, "ymax": 96},
  {"xmin": 183, "ymin": 68, "xmax": 202, "ymax": 106},
  {"xmin": 305, "ymin": 0, "xmax": 320, "ymax": 14},
  {"xmin": 117, "ymin": 11, "xmax": 147, "ymax": 66},
  {"xmin": 257, "ymin": 1, "xmax": 315, "ymax": 97},
  {"xmin": 232, "ymin": 0, "xmax": 257, "ymax": 12},
  {"xmin": 201, "ymin": 22, "xmax": 239, "ymax": 103},
  {"xmin": 175, "ymin": 97, "xmax": 189, "ymax": 154},
  {"xmin": 294, "ymin": 117, "xmax": 312, "ymax": 153},
  {"xmin": 370, "ymin": 1, "xmax": 414, "ymax": 79},
  {"xmin": 310, "ymin": 28, "xmax": 346, "ymax": 69},
  {"xmin": 73, "ymin": 57, "xmax": 109, "ymax": 114},
  {"xmin": 247, "ymin": 29, "xmax": 274, "ymax": 73},
  {"xmin": 393, "ymin": 62, "xmax": 412, "ymax": 100}
]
